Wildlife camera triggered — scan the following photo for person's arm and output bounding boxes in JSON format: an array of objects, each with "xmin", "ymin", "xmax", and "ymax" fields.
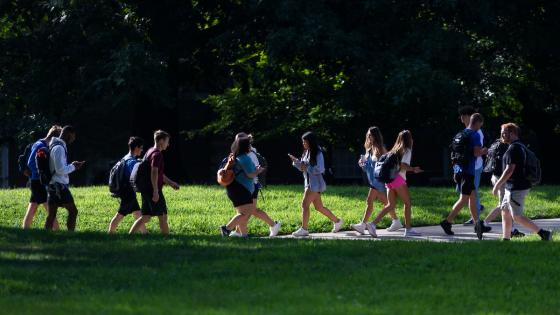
[
  {"xmin": 473, "ymin": 146, "xmax": 488, "ymax": 157},
  {"xmin": 493, "ymin": 164, "xmax": 515, "ymax": 196},
  {"xmin": 290, "ymin": 155, "xmax": 304, "ymax": 172},
  {"xmin": 306, "ymin": 153, "xmax": 325, "ymax": 175},
  {"xmin": 399, "ymin": 151, "xmax": 422, "ymax": 173},
  {"xmin": 52, "ymin": 146, "xmax": 76, "ymax": 175},
  {"xmin": 163, "ymin": 174, "xmax": 180, "ymax": 190},
  {"xmin": 151, "ymin": 166, "xmax": 159, "ymax": 201},
  {"xmin": 241, "ymin": 157, "xmax": 262, "ymax": 178}
]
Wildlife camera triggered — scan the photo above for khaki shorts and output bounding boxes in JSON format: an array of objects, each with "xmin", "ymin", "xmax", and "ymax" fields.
[{"xmin": 501, "ymin": 189, "xmax": 530, "ymax": 217}]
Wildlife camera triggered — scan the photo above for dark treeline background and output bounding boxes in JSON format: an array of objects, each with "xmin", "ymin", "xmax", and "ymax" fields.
[{"xmin": 1, "ymin": 0, "xmax": 559, "ymax": 186}]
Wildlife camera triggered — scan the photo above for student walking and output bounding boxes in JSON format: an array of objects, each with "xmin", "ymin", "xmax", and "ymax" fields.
[
  {"xmin": 492, "ymin": 123, "xmax": 553, "ymax": 241},
  {"xmin": 351, "ymin": 127, "xmax": 402, "ymax": 234},
  {"xmin": 365, "ymin": 130, "xmax": 423, "ymax": 237},
  {"xmin": 290, "ymin": 132, "xmax": 343, "ymax": 237},
  {"xmin": 108, "ymin": 137, "xmax": 147, "ymax": 234},
  {"xmin": 44, "ymin": 126, "xmax": 85, "ymax": 231},
  {"xmin": 229, "ymin": 133, "xmax": 281, "ymax": 237},
  {"xmin": 219, "ymin": 135, "xmax": 266, "ymax": 237},
  {"xmin": 482, "ymin": 135, "xmax": 525, "ymax": 237},
  {"xmin": 440, "ymin": 114, "xmax": 491, "ymax": 239},
  {"xmin": 22, "ymin": 125, "xmax": 62, "ymax": 230},
  {"xmin": 458, "ymin": 106, "xmax": 486, "ymax": 225},
  {"xmin": 129, "ymin": 130, "xmax": 180, "ymax": 235}
]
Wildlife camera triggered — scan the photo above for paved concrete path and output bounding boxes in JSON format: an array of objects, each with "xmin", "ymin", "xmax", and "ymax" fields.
[{"xmin": 277, "ymin": 218, "xmax": 560, "ymax": 242}]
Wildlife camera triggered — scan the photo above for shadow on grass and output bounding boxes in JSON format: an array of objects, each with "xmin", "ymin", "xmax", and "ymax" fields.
[{"xmin": 1, "ymin": 226, "xmax": 560, "ymax": 315}]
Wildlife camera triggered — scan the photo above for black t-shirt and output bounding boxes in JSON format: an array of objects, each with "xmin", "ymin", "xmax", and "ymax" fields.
[{"xmin": 502, "ymin": 141, "xmax": 531, "ymax": 191}]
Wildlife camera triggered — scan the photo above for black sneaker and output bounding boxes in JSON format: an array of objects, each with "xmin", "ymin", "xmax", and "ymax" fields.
[
  {"xmin": 440, "ymin": 220, "xmax": 454, "ymax": 235},
  {"xmin": 474, "ymin": 220, "xmax": 483, "ymax": 240},
  {"xmin": 538, "ymin": 229, "xmax": 553, "ymax": 241},
  {"xmin": 220, "ymin": 225, "xmax": 231, "ymax": 237},
  {"xmin": 463, "ymin": 218, "xmax": 475, "ymax": 226},
  {"xmin": 511, "ymin": 229, "xmax": 525, "ymax": 238},
  {"xmin": 482, "ymin": 222, "xmax": 492, "ymax": 233}
]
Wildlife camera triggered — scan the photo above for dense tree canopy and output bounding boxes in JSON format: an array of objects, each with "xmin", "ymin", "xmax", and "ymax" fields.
[{"xmin": 1, "ymin": 0, "xmax": 559, "ymax": 184}]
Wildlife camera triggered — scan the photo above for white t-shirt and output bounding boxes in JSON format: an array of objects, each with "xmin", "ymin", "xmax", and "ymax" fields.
[
  {"xmin": 248, "ymin": 147, "xmax": 259, "ymax": 184},
  {"xmin": 399, "ymin": 149, "xmax": 412, "ymax": 180},
  {"xmin": 475, "ymin": 129, "xmax": 484, "ymax": 170}
]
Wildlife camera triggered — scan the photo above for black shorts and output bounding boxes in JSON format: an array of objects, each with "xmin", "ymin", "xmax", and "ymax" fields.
[
  {"xmin": 251, "ymin": 183, "xmax": 259, "ymax": 199},
  {"xmin": 456, "ymin": 173, "xmax": 475, "ymax": 196},
  {"xmin": 118, "ymin": 188, "xmax": 140, "ymax": 216},
  {"xmin": 226, "ymin": 180, "xmax": 253, "ymax": 208},
  {"xmin": 141, "ymin": 190, "xmax": 167, "ymax": 216},
  {"xmin": 47, "ymin": 183, "xmax": 75, "ymax": 207},
  {"xmin": 29, "ymin": 180, "xmax": 48, "ymax": 204}
]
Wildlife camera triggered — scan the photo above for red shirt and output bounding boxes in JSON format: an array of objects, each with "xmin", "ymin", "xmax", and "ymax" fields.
[{"xmin": 145, "ymin": 147, "xmax": 164, "ymax": 190}]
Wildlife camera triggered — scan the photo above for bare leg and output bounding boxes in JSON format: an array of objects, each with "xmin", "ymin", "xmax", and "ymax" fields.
[
  {"xmin": 394, "ymin": 185, "xmax": 412, "ymax": 228},
  {"xmin": 23, "ymin": 203, "xmax": 39, "ymax": 229},
  {"xmin": 446, "ymin": 194, "xmax": 470, "ymax": 223},
  {"xmin": 45, "ymin": 204, "xmax": 58, "ymax": 231},
  {"xmin": 108, "ymin": 213, "xmax": 124, "ymax": 233},
  {"xmin": 372, "ymin": 189, "xmax": 398, "ymax": 225},
  {"xmin": 64, "ymin": 203, "xmax": 78, "ymax": 232},
  {"xmin": 312, "ymin": 194, "xmax": 338, "ymax": 222},
  {"xmin": 130, "ymin": 215, "xmax": 151, "ymax": 234},
  {"xmin": 227, "ymin": 204, "xmax": 255, "ymax": 235},
  {"xmin": 301, "ymin": 189, "xmax": 316, "ymax": 230},
  {"xmin": 512, "ymin": 215, "xmax": 540, "ymax": 233},
  {"xmin": 502, "ymin": 208, "xmax": 513, "ymax": 239},
  {"xmin": 132, "ymin": 211, "xmax": 146, "ymax": 234},
  {"xmin": 158, "ymin": 214, "xmax": 169, "ymax": 235},
  {"xmin": 44, "ymin": 203, "xmax": 60, "ymax": 231}
]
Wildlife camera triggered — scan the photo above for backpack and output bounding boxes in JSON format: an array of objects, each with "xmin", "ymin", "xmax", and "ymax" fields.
[
  {"xmin": 130, "ymin": 151, "xmax": 155, "ymax": 193},
  {"xmin": 17, "ymin": 143, "xmax": 33, "ymax": 175},
  {"xmin": 483, "ymin": 139, "xmax": 508, "ymax": 175},
  {"xmin": 450, "ymin": 129, "xmax": 474, "ymax": 170},
  {"xmin": 513, "ymin": 143, "xmax": 542, "ymax": 186},
  {"xmin": 374, "ymin": 152, "xmax": 401, "ymax": 183},
  {"xmin": 36, "ymin": 140, "xmax": 66, "ymax": 185},
  {"xmin": 252, "ymin": 149, "xmax": 268, "ymax": 187},
  {"xmin": 109, "ymin": 156, "xmax": 137, "ymax": 197}
]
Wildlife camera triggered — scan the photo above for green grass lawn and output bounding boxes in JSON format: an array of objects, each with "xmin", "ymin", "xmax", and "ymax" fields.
[
  {"xmin": 1, "ymin": 185, "xmax": 559, "ymax": 235},
  {"xmin": 1, "ymin": 185, "xmax": 559, "ymax": 314}
]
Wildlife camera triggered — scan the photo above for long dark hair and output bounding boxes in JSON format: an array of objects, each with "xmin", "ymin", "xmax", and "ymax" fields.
[
  {"xmin": 231, "ymin": 136, "xmax": 251, "ymax": 157},
  {"xmin": 389, "ymin": 130, "xmax": 413, "ymax": 157},
  {"xmin": 301, "ymin": 131, "xmax": 321, "ymax": 166},
  {"xmin": 364, "ymin": 126, "xmax": 386, "ymax": 159}
]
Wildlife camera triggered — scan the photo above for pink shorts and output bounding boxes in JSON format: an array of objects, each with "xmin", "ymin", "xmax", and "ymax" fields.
[{"xmin": 386, "ymin": 175, "xmax": 406, "ymax": 190}]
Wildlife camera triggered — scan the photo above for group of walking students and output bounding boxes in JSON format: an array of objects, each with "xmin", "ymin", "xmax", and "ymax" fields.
[{"xmin": 19, "ymin": 106, "xmax": 553, "ymax": 241}]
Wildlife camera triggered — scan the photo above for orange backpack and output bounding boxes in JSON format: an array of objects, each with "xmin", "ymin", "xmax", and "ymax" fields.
[{"xmin": 217, "ymin": 154, "xmax": 236, "ymax": 187}]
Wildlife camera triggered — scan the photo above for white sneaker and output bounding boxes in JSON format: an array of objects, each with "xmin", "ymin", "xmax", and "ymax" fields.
[
  {"xmin": 350, "ymin": 222, "xmax": 366, "ymax": 234},
  {"xmin": 404, "ymin": 228, "xmax": 421, "ymax": 237},
  {"xmin": 229, "ymin": 231, "xmax": 244, "ymax": 238},
  {"xmin": 332, "ymin": 219, "xmax": 344, "ymax": 233},
  {"xmin": 292, "ymin": 227, "xmax": 309, "ymax": 237},
  {"xmin": 387, "ymin": 220, "xmax": 404, "ymax": 232},
  {"xmin": 366, "ymin": 222, "xmax": 378, "ymax": 237},
  {"xmin": 269, "ymin": 221, "xmax": 281, "ymax": 237}
]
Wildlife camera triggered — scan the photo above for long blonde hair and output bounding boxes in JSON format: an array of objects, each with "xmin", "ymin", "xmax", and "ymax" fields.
[
  {"xmin": 389, "ymin": 130, "xmax": 413, "ymax": 157},
  {"xmin": 364, "ymin": 126, "xmax": 386, "ymax": 159}
]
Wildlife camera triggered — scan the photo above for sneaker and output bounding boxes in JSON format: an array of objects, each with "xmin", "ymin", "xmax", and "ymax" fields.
[
  {"xmin": 463, "ymin": 218, "xmax": 475, "ymax": 225},
  {"xmin": 387, "ymin": 220, "xmax": 404, "ymax": 232},
  {"xmin": 474, "ymin": 220, "xmax": 485, "ymax": 240},
  {"xmin": 332, "ymin": 219, "xmax": 344, "ymax": 233},
  {"xmin": 404, "ymin": 228, "xmax": 421, "ymax": 237},
  {"xmin": 350, "ymin": 222, "xmax": 366, "ymax": 234},
  {"xmin": 220, "ymin": 225, "xmax": 231, "ymax": 237},
  {"xmin": 440, "ymin": 220, "xmax": 454, "ymax": 235},
  {"xmin": 292, "ymin": 227, "xmax": 309, "ymax": 237},
  {"xmin": 366, "ymin": 222, "xmax": 377, "ymax": 238},
  {"xmin": 538, "ymin": 229, "xmax": 553, "ymax": 241},
  {"xmin": 229, "ymin": 231, "xmax": 244, "ymax": 238},
  {"xmin": 511, "ymin": 228, "xmax": 525, "ymax": 238},
  {"xmin": 269, "ymin": 221, "xmax": 281, "ymax": 237}
]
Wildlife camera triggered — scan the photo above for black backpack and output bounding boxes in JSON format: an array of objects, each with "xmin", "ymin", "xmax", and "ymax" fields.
[
  {"xmin": 483, "ymin": 139, "xmax": 508, "ymax": 175},
  {"xmin": 374, "ymin": 152, "xmax": 401, "ymax": 183},
  {"xmin": 36, "ymin": 140, "xmax": 66, "ymax": 185},
  {"xmin": 109, "ymin": 156, "xmax": 137, "ymax": 197},
  {"xmin": 450, "ymin": 129, "xmax": 474, "ymax": 169},
  {"xmin": 17, "ymin": 143, "xmax": 33, "ymax": 175},
  {"xmin": 513, "ymin": 143, "xmax": 542, "ymax": 186},
  {"xmin": 130, "ymin": 151, "xmax": 154, "ymax": 193},
  {"xmin": 252, "ymin": 149, "xmax": 268, "ymax": 187}
]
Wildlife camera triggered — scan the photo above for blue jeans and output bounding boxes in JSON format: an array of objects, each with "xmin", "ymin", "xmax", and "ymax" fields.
[{"xmin": 474, "ymin": 167, "xmax": 483, "ymax": 216}]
